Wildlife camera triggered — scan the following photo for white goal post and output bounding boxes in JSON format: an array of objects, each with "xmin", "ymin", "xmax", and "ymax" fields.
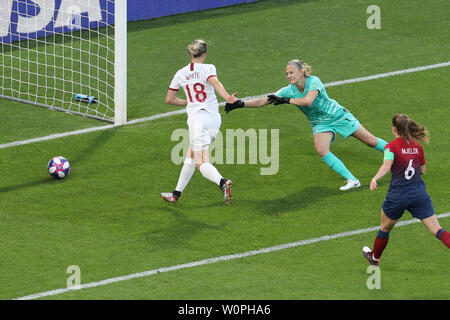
[
  {"xmin": 0, "ymin": 0, "xmax": 127, "ymax": 125},
  {"xmin": 114, "ymin": 0, "xmax": 127, "ymax": 125}
]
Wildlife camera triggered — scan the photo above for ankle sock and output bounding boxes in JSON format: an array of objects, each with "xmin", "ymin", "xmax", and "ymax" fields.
[{"xmin": 172, "ymin": 190, "xmax": 181, "ymax": 200}]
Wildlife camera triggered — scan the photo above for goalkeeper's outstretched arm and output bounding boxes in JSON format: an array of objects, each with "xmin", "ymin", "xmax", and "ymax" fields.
[
  {"xmin": 242, "ymin": 97, "xmax": 271, "ymax": 108},
  {"xmin": 224, "ymin": 97, "xmax": 270, "ymax": 114}
]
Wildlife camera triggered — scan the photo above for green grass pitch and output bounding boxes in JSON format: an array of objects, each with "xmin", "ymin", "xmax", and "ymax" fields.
[{"xmin": 0, "ymin": 0, "xmax": 449, "ymax": 300}]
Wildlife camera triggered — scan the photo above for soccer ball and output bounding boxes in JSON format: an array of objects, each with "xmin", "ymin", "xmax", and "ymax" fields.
[{"xmin": 48, "ymin": 156, "xmax": 70, "ymax": 179}]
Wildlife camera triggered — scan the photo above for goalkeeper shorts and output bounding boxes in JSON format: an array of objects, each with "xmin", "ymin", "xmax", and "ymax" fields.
[
  {"xmin": 187, "ymin": 109, "xmax": 221, "ymax": 151},
  {"xmin": 311, "ymin": 112, "xmax": 360, "ymax": 142}
]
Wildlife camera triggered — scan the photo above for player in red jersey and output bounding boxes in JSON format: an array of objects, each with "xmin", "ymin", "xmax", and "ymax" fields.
[{"xmin": 363, "ymin": 114, "xmax": 450, "ymax": 265}]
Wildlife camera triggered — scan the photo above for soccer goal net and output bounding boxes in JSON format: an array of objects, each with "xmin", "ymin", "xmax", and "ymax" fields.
[{"xmin": 0, "ymin": 0, "xmax": 127, "ymax": 125}]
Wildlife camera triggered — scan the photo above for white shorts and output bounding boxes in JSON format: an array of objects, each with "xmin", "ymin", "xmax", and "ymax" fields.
[{"xmin": 187, "ymin": 110, "xmax": 221, "ymax": 151}]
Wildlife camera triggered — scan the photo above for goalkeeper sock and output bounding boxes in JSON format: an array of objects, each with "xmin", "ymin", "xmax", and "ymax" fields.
[
  {"xmin": 321, "ymin": 152, "xmax": 357, "ymax": 181},
  {"xmin": 373, "ymin": 138, "xmax": 388, "ymax": 152},
  {"xmin": 199, "ymin": 162, "xmax": 223, "ymax": 186},
  {"xmin": 175, "ymin": 157, "xmax": 196, "ymax": 193}
]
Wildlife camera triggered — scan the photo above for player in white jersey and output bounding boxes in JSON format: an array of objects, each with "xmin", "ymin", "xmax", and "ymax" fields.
[{"xmin": 160, "ymin": 39, "xmax": 238, "ymax": 204}]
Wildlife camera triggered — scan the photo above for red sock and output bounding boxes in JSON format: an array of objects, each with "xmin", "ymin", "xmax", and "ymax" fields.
[
  {"xmin": 373, "ymin": 230, "xmax": 390, "ymax": 260},
  {"xmin": 436, "ymin": 229, "xmax": 450, "ymax": 249},
  {"xmin": 373, "ymin": 237, "xmax": 389, "ymax": 260}
]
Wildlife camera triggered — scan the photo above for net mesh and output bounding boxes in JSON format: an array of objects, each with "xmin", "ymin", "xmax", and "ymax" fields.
[{"xmin": 0, "ymin": 0, "xmax": 116, "ymax": 122}]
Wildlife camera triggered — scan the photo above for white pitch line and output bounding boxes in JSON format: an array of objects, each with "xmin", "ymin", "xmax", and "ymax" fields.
[
  {"xmin": 323, "ymin": 61, "xmax": 450, "ymax": 87},
  {"xmin": 1, "ymin": 61, "xmax": 449, "ymax": 150},
  {"xmin": 14, "ymin": 212, "xmax": 450, "ymax": 300},
  {"xmin": 0, "ymin": 124, "xmax": 116, "ymax": 149}
]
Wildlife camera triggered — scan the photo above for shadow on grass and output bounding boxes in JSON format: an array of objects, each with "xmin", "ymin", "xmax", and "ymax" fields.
[
  {"xmin": 253, "ymin": 179, "xmax": 391, "ymax": 216},
  {"xmin": 0, "ymin": 177, "xmax": 58, "ymax": 194},
  {"xmin": 0, "ymin": 129, "xmax": 116, "ymax": 194},
  {"xmin": 143, "ymin": 206, "xmax": 228, "ymax": 249},
  {"xmin": 69, "ymin": 128, "xmax": 118, "ymax": 166},
  {"xmin": 252, "ymin": 185, "xmax": 359, "ymax": 215}
]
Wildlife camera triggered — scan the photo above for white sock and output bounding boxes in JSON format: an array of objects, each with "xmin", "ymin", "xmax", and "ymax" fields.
[
  {"xmin": 175, "ymin": 158, "xmax": 196, "ymax": 193},
  {"xmin": 199, "ymin": 162, "xmax": 223, "ymax": 186}
]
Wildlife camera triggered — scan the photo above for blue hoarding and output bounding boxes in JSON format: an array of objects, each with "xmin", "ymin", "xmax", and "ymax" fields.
[
  {"xmin": 0, "ymin": 0, "xmax": 257, "ymax": 43},
  {"xmin": 127, "ymin": 0, "xmax": 257, "ymax": 22}
]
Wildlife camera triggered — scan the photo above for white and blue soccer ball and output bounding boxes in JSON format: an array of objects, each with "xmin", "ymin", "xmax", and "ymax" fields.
[{"xmin": 48, "ymin": 156, "xmax": 70, "ymax": 179}]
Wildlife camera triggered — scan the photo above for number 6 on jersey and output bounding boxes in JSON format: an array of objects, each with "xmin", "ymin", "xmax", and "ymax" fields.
[{"xmin": 404, "ymin": 159, "xmax": 415, "ymax": 180}]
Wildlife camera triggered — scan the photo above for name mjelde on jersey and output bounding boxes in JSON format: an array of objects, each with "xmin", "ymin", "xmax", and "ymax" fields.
[{"xmin": 401, "ymin": 147, "xmax": 419, "ymax": 155}]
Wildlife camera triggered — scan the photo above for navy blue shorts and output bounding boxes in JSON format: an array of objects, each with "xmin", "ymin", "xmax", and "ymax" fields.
[{"xmin": 382, "ymin": 188, "xmax": 434, "ymax": 221}]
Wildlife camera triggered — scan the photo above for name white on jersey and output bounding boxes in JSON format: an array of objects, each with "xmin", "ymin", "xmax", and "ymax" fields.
[{"xmin": 169, "ymin": 63, "xmax": 219, "ymax": 117}]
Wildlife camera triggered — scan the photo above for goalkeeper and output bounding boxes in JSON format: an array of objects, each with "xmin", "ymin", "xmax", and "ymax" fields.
[{"xmin": 225, "ymin": 59, "xmax": 387, "ymax": 191}]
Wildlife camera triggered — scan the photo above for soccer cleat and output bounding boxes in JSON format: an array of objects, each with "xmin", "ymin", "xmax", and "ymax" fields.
[
  {"xmin": 160, "ymin": 192, "xmax": 177, "ymax": 203},
  {"xmin": 221, "ymin": 179, "xmax": 232, "ymax": 204},
  {"xmin": 362, "ymin": 246, "xmax": 380, "ymax": 266},
  {"xmin": 339, "ymin": 179, "xmax": 361, "ymax": 191}
]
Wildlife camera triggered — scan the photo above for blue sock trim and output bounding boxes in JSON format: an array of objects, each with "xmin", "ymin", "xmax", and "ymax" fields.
[
  {"xmin": 436, "ymin": 229, "xmax": 446, "ymax": 240},
  {"xmin": 374, "ymin": 138, "xmax": 388, "ymax": 152},
  {"xmin": 377, "ymin": 229, "xmax": 390, "ymax": 239}
]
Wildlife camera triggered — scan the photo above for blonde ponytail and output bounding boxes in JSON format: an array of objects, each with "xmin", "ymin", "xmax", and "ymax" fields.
[
  {"xmin": 287, "ymin": 59, "xmax": 312, "ymax": 76},
  {"xmin": 187, "ymin": 39, "xmax": 207, "ymax": 58}
]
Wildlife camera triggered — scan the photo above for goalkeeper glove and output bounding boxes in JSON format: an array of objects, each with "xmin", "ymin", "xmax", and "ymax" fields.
[
  {"xmin": 267, "ymin": 95, "xmax": 290, "ymax": 105},
  {"xmin": 225, "ymin": 100, "xmax": 245, "ymax": 113}
]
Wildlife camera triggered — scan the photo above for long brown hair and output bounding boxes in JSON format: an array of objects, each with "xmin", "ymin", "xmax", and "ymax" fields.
[{"xmin": 392, "ymin": 114, "xmax": 430, "ymax": 144}]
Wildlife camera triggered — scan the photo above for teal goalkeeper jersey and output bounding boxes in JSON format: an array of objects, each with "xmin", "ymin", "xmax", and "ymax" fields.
[{"xmin": 276, "ymin": 76, "xmax": 347, "ymax": 125}]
